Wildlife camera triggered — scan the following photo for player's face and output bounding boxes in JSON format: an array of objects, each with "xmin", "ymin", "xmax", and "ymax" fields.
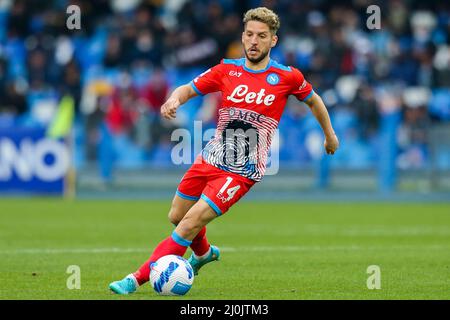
[{"xmin": 242, "ymin": 20, "xmax": 278, "ymax": 64}]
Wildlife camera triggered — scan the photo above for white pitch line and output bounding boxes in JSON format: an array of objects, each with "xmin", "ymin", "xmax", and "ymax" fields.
[{"xmin": 0, "ymin": 244, "xmax": 449, "ymax": 255}]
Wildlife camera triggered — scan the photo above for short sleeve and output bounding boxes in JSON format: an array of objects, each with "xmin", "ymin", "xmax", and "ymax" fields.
[
  {"xmin": 190, "ymin": 63, "xmax": 224, "ymax": 96},
  {"xmin": 290, "ymin": 67, "xmax": 314, "ymax": 101}
]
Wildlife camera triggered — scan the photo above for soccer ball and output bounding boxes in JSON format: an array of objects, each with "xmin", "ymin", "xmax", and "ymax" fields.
[{"xmin": 150, "ymin": 255, "xmax": 194, "ymax": 296}]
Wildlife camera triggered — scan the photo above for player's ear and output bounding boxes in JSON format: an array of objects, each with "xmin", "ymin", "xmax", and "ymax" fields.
[{"xmin": 271, "ymin": 35, "xmax": 278, "ymax": 48}]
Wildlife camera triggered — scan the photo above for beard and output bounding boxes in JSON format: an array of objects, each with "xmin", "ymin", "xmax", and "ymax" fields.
[{"xmin": 244, "ymin": 47, "xmax": 269, "ymax": 64}]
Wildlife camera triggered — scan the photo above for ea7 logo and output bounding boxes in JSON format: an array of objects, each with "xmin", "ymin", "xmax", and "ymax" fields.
[{"xmin": 229, "ymin": 71, "xmax": 242, "ymax": 77}]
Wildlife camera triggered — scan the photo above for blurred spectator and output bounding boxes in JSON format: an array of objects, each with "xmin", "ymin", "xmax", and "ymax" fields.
[
  {"xmin": 105, "ymin": 79, "xmax": 139, "ymax": 135},
  {"xmin": 0, "ymin": 81, "xmax": 27, "ymax": 116},
  {"xmin": 59, "ymin": 59, "xmax": 82, "ymax": 113},
  {"xmin": 141, "ymin": 69, "xmax": 178, "ymax": 154},
  {"xmin": 103, "ymin": 34, "xmax": 123, "ymax": 68},
  {"xmin": 352, "ymin": 84, "xmax": 379, "ymax": 140},
  {"xmin": 27, "ymin": 49, "xmax": 51, "ymax": 89},
  {"xmin": 7, "ymin": 0, "xmax": 31, "ymax": 39},
  {"xmin": 397, "ymin": 104, "xmax": 431, "ymax": 169}
]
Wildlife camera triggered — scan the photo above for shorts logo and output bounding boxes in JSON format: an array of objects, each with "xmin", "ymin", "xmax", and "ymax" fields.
[{"xmin": 266, "ymin": 73, "xmax": 279, "ymax": 85}]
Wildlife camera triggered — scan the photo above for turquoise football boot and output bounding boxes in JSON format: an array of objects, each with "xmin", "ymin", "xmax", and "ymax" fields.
[
  {"xmin": 188, "ymin": 245, "xmax": 220, "ymax": 275},
  {"xmin": 109, "ymin": 274, "xmax": 138, "ymax": 295}
]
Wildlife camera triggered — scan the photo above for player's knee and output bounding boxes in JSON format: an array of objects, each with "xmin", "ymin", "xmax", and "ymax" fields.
[{"xmin": 168, "ymin": 207, "xmax": 182, "ymax": 225}]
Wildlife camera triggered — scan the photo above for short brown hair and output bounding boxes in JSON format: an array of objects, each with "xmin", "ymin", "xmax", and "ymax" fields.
[{"xmin": 243, "ymin": 7, "xmax": 280, "ymax": 34}]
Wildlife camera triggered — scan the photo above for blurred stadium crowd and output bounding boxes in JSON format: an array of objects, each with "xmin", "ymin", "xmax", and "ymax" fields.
[{"xmin": 0, "ymin": 0, "xmax": 449, "ymax": 176}]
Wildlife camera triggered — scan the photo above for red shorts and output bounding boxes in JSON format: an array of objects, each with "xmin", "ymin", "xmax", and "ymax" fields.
[{"xmin": 176, "ymin": 157, "xmax": 256, "ymax": 215}]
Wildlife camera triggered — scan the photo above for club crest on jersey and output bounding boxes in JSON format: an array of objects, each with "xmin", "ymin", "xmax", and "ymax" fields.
[{"xmin": 266, "ymin": 73, "xmax": 279, "ymax": 85}]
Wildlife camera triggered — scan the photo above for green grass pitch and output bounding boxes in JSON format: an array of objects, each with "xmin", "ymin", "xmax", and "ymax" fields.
[{"xmin": 0, "ymin": 199, "xmax": 449, "ymax": 299}]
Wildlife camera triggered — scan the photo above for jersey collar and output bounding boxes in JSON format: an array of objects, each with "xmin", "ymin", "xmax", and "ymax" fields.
[{"xmin": 243, "ymin": 58, "xmax": 273, "ymax": 74}]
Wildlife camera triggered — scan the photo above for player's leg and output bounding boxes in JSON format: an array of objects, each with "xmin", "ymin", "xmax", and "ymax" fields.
[
  {"xmin": 109, "ymin": 161, "xmax": 209, "ymax": 294},
  {"xmin": 131, "ymin": 194, "xmax": 209, "ymax": 286},
  {"xmin": 173, "ymin": 198, "xmax": 217, "ymax": 240},
  {"xmin": 126, "ymin": 194, "xmax": 195, "ymax": 288},
  {"xmin": 169, "ymin": 194, "xmax": 213, "ymax": 261},
  {"xmin": 187, "ymin": 168, "xmax": 256, "ymax": 275},
  {"xmin": 168, "ymin": 193, "xmax": 196, "ymax": 226},
  {"xmin": 171, "ymin": 159, "xmax": 215, "ymax": 263},
  {"xmin": 109, "ymin": 198, "xmax": 217, "ymax": 294},
  {"xmin": 136, "ymin": 199, "xmax": 216, "ymax": 283}
]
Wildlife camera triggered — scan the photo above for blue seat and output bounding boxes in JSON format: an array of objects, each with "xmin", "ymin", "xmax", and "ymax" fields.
[{"xmin": 429, "ymin": 89, "xmax": 450, "ymax": 120}]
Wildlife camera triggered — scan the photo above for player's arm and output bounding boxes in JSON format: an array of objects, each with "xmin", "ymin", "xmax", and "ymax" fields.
[
  {"xmin": 161, "ymin": 84, "xmax": 198, "ymax": 120},
  {"xmin": 304, "ymin": 92, "xmax": 339, "ymax": 155}
]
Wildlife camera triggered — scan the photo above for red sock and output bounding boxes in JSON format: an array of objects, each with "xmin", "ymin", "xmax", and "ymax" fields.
[
  {"xmin": 133, "ymin": 231, "xmax": 190, "ymax": 285},
  {"xmin": 190, "ymin": 226, "xmax": 210, "ymax": 256}
]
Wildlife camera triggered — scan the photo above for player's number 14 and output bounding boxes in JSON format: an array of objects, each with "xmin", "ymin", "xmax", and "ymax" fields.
[{"xmin": 219, "ymin": 177, "xmax": 241, "ymax": 202}]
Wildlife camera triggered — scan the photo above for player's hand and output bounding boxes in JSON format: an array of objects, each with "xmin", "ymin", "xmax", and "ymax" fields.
[
  {"xmin": 161, "ymin": 98, "xmax": 180, "ymax": 120},
  {"xmin": 324, "ymin": 134, "xmax": 339, "ymax": 155}
]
